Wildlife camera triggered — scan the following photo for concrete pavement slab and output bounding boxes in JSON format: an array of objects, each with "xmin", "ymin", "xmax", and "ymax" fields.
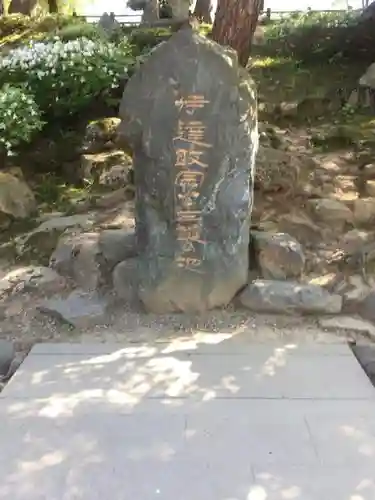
[{"xmin": 1, "ymin": 341, "xmax": 375, "ymax": 499}]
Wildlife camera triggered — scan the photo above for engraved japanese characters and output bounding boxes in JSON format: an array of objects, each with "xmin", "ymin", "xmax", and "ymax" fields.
[{"xmin": 118, "ymin": 26, "xmax": 258, "ymax": 313}]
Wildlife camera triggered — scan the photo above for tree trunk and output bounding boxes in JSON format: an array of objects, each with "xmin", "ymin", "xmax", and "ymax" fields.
[
  {"xmin": 47, "ymin": 0, "xmax": 58, "ymax": 13},
  {"xmin": 211, "ymin": 0, "xmax": 262, "ymax": 67},
  {"xmin": 193, "ymin": 0, "xmax": 212, "ymax": 23}
]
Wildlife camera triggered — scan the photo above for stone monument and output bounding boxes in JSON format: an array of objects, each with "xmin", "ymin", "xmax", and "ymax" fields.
[
  {"xmin": 117, "ymin": 26, "xmax": 258, "ymax": 313},
  {"xmin": 98, "ymin": 12, "xmax": 121, "ymax": 37}
]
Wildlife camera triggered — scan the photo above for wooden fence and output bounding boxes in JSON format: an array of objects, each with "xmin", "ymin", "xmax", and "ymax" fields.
[{"xmin": 83, "ymin": 8, "xmax": 363, "ymax": 26}]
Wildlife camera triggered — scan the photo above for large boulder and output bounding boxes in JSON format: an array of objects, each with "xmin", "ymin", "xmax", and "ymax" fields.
[
  {"xmin": 239, "ymin": 280, "xmax": 342, "ymax": 315},
  {"xmin": 118, "ymin": 27, "xmax": 258, "ymax": 313},
  {"xmin": 0, "ymin": 172, "xmax": 36, "ymax": 222}
]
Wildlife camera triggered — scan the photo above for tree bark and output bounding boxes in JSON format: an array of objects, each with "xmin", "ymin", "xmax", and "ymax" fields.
[
  {"xmin": 211, "ymin": 0, "xmax": 262, "ymax": 67},
  {"xmin": 47, "ymin": 0, "xmax": 58, "ymax": 13},
  {"xmin": 193, "ymin": 0, "xmax": 212, "ymax": 23}
]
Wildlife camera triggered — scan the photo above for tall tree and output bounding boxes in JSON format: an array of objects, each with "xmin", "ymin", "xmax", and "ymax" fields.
[
  {"xmin": 211, "ymin": 0, "xmax": 262, "ymax": 67},
  {"xmin": 47, "ymin": 0, "xmax": 58, "ymax": 12},
  {"xmin": 193, "ymin": 0, "xmax": 212, "ymax": 23}
]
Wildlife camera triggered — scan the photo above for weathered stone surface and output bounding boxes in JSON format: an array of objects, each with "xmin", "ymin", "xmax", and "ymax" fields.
[
  {"xmin": 339, "ymin": 229, "xmax": 371, "ymax": 254},
  {"xmin": 255, "ymin": 146, "xmax": 301, "ymax": 194},
  {"xmin": 252, "ymin": 231, "xmax": 305, "ymax": 280},
  {"xmin": 167, "ymin": 0, "xmax": 190, "ymax": 17},
  {"xmin": 239, "ymin": 280, "xmax": 342, "ymax": 314},
  {"xmin": 0, "ymin": 172, "xmax": 36, "ymax": 220},
  {"xmin": 50, "ymin": 229, "xmax": 137, "ymax": 291},
  {"xmin": 342, "ymin": 274, "xmax": 372, "ymax": 313},
  {"xmin": 307, "ymin": 198, "xmax": 353, "ymax": 229},
  {"xmin": 353, "ymin": 198, "xmax": 375, "ymax": 225},
  {"xmin": 93, "ymin": 188, "xmax": 127, "ymax": 209},
  {"xmin": 113, "ymin": 258, "xmax": 140, "ymax": 303},
  {"xmin": 362, "ymin": 163, "xmax": 375, "ymax": 179},
  {"xmin": 98, "ymin": 12, "xmax": 121, "ymax": 36},
  {"xmin": 0, "ymin": 340, "xmax": 14, "ymax": 378},
  {"xmin": 38, "ymin": 290, "xmax": 108, "ymax": 329},
  {"xmin": 81, "ymin": 117, "xmax": 121, "ymax": 154},
  {"xmin": 358, "ymin": 291, "xmax": 375, "ymax": 324},
  {"xmin": 17, "ymin": 214, "xmax": 95, "ymax": 262},
  {"xmin": 318, "ymin": 316, "xmax": 375, "ymax": 339},
  {"xmin": 99, "ymin": 229, "xmax": 138, "ymax": 268},
  {"xmin": 81, "ymin": 150, "xmax": 132, "ymax": 188},
  {"xmin": 118, "ymin": 27, "xmax": 258, "ymax": 313},
  {"xmin": 0, "ymin": 266, "xmax": 65, "ymax": 298},
  {"xmin": 359, "ymin": 62, "xmax": 375, "ymax": 89},
  {"xmin": 277, "ymin": 213, "xmax": 321, "ymax": 245},
  {"xmin": 50, "ymin": 232, "xmax": 102, "ymax": 292}
]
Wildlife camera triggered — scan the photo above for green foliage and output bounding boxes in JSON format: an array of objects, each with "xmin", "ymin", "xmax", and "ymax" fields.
[
  {"xmin": 0, "ymin": 85, "xmax": 44, "ymax": 156},
  {"xmin": 0, "ymin": 13, "xmax": 81, "ymax": 39},
  {"xmin": 126, "ymin": 27, "xmax": 172, "ymax": 55},
  {"xmin": 0, "ymin": 14, "xmax": 30, "ymax": 37},
  {"xmin": 262, "ymin": 11, "xmax": 375, "ymax": 64},
  {"xmin": 54, "ymin": 21, "xmax": 105, "ymax": 41},
  {"xmin": 0, "ymin": 36, "xmax": 134, "ymax": 117}
]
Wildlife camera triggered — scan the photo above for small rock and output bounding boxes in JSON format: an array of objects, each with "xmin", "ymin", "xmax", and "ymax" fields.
[
  {"xmin": 256, "ymin": 146, "xmax": 301, "ymax": 194},
  {"xmin": 307, "ymin": 198, "xmax": 353, "ymax": 229},
  {"xmin": 366, "ymin": 180, "xmax": 375, "ymax": 197},
  {"xmin": 339, "ymin": 229, "xmax": 371, "ymax": 254},
  {"xmin": 50, "ymin": 232, "xmax": 102, "ymax": 292},
  {"xmin": 17, "ymin": 214, "xmax": 96, "ymax": 262},
  {"xmin": 94, "ymin": 188, "xmax": 127, "ymax": 209},
  {"xmin": 99, "ymin": 229, "xmax": 138, "ymax": 269},
  {"xmin": 0, "ymin": 172, "xmax": 36, "ymax": 220},
  {"xmin": 81, "ymin": 117, "xmax": 121, "ymax": 154},
  {"xmin": 362, "ymin": 164, "xmax": 375, "ymax": 179},
  {"xmin": 38, "ymin": 290, "xmax": 109, "ymax": 329},
  {"xmin": 239, "ymin": 280, "xmax": 342, "ymax": 314},
  {"xmin": 359, "ymin": 62, "xmax": 375, "ymax": 89},
  {"xmin": 252, "ymin": 231, "xmax": 305, "ymax": 280},
  {"xmin": 81, "ymin": 150, "xmax": 132, "ymax": 188},
  {"xmin": 358, "ymin": 291, "xmax": 375, "ymax": 324},
  {"xmin": 0, "ymin": 340, "xmax": 14, "ymax": 378},
  {"xmin": 318, "ymin": 316, "xmax": 375, "ymax": 339},
  {"xmin": 353, "ymin": 198, "xmax": 375, "ymax": 226},
  {"xmin": 342, "ymin": 274, "xmax": 371, "ymax": 313},
  {"xmin": 113, "ymin": 258, "xmax": 139, "ymax": 303},
  {"xmin": 0, "ymin": 266, "xmax": 65, "ymax": 298},
  {"xmin": 277, "ymin": 213, "xmax": 321, "ymax": 245}
]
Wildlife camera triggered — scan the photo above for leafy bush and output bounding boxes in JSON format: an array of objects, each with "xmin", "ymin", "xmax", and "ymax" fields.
[
  {"xmin": 0, "ymin": 85, "xmax": 44, "ymax": 156},
  {"xmin": 0, "ymin": 14, "xmax": 30, "ymax": 38},
  {"xmin": 126, "ymin": 27, "xmax": 172, "ymax": 55},
  {"xmin": 55, "ymin": 22, "xmax": 105, "ymax": 41},
  {"xmin": 262, "ymin": 11, "xmax": 375, "ymax": 63},
  {"xmin": 0, "ymin": 37, "xmax": 134, "ymax": 117},
  {"xmin": 0, "ymin": 13, "xmax": 82, "ymax": 40}
]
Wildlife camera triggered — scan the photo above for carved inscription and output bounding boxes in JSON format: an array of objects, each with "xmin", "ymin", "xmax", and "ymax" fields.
[{"xmin": 173, "ymin": 94, "xmax": 211, "ymax": 270}]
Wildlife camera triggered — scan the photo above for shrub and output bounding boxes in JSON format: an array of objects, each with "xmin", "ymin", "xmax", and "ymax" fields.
[
  {"xmin": 0, "ymin": 14, "xmax": 30, "ymax": 38},
  {"xmin": 55, "ymin": 22, "xmax": 105, "ymax": 41},
  {"xmin": 0, "ymin": 85, "xmax": 44, "ymax": 156},
  {"xmin": 126, "ymin": 27, "xmax": 173, "ymax": 55},
  {"xmin": 0, "ymin": 37, "xmax": 134, "ymax": 117},
  {"xmin": 262, "ymin": 11, "xmax": 375, "ymax": 63}
]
